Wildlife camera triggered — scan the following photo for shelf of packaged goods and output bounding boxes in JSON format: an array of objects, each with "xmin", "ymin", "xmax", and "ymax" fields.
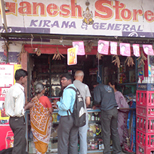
[
  {"xmin": 51, "ymin": 84, "xmax": 61, "ymax": 86},
  {"xmin": 87, "ymin": 150, "xmax": 103, "ymax": 153},
  {"xmin": 87, "ymin": 136, "xmax": 102, "ymax": 139},
  {"xmin": 88, "ymin": 120, "xmax": 101, "ymax": 124},
  {"xmin": 87, "ymin": 108, "xmax": 101, "ymax": 113}
]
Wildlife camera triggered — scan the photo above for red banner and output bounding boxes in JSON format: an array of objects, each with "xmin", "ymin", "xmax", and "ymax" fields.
[{"xmin": 0, "ymin": 124, "xmax": 14, "ymax": 150}]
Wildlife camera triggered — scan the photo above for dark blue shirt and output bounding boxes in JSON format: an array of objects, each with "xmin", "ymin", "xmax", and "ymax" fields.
[{"xmin": 94, "ymin": 83, "xmax": 118, "ymax": 111}]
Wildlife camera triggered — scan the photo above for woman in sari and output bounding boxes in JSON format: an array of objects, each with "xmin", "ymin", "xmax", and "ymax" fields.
[
  {"xmin": 109, "ymin": 81, "xmax": 129, "ymax": 149},
  {"xmin": 26, "ymin": 82, "xmax": 52, "ymax": 154}
]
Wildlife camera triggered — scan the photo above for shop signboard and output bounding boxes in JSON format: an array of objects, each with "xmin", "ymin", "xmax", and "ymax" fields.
[
  {"xmin": 0, "ymin": 64, "xmax": 14, "ymax": 87},
  {"xmin": 0, "ymin": 64, "xmax": 22, "ymax": 151},
  {"xmin": 0, "ymin": 0, "xmax": 154, "ymax": 38},
  {"xmin": 0, "ymin": 124, "xmax": 14, "ymax": 150},
  {"xmin": 14, "ymin": 64, "xmax": 22, "ymax": 83}
]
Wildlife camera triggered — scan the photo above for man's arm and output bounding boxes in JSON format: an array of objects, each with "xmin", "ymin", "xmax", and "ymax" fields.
[
  {"xmin": 92, "ymin": 86, "xmax": 101, "ymax": 109},
  {"xmin": 14, "ymin": 93, "xmax": 25, "ymax": 116},
  {"xmin": 93, "ymin": 86, "xmax": 101, "ymax": 104},
  {"xmin": 24, "ymin": 102, "xmax": 33, "ymax": 110},
  {"xmin": 57, "ymin": 89, "xmax": 73, "ymax": 111},
  {"xmin": 86, "ymin": 97, "xmax": 91, "ymax": 107},
  {"xmin": 85, "ymin": 85, "xmax": 91, "ymax": 107}
]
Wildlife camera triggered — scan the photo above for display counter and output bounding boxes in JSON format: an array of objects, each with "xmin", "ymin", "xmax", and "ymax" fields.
[
  {"xmin": 25, "ymin": 107, "xmax": 136, "ymax": 153},
  {"xmin": 25, "ymin": 108, "xmax": 103, "ymax": 153}
]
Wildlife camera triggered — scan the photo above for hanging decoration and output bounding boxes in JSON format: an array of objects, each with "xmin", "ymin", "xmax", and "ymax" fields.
[
  {"xmin": 143, "ymin": 44, "xmax": 154, "ymax": 55},
  {"xmin": 2, "ymin": 41, "xmax": 10, "ymax": 57},
  {"xmin": 137, "ymin": 50, "xmax": 147, "ymax": 65},
  {"xmin": 33, "ymin": 47, "xmax": 41, "ymax": 56},
  {"xmin": 52, "ymin": 47, "xmax": 65, "ymax": 60},
  {"xmin": 125, "ymin": 56, "xmax": 134, "ymax": 67},
  {"xmin": 98, "ymin": 40, "xmax": 109, "ymax": 55},
  {"xmin": 72, "ymin": 41, "xmax": 85, "ymax": 55},
  {"xmin": 17, "ymin": 44, "xmax": 26, "ymax": 63},
  {"xmin": 132, "ymin": 44, "xmax": 140, "ymax": 57},
  {"xmin": 110, "ymin": 42, "xmax": 117, "ymax": 55},
  {"xmin": 85, "ymin": 40, "xmax": 93, "ymax": 53},
  {"xmin": 112, "ymin": 55, "xmax": 120, "ymax": 68},
  {"xmin": 36, "ymin": 47, "xmax": 41, "ymax": 56},
  {"xmin": 120, "ymin": 43, "xmax": 131, "ymax": 56},
  {"xmin": 67, "ymin": 47, "xmax": 77, "ymax": 65}
]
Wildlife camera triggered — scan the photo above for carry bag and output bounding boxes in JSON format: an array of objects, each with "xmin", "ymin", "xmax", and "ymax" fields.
[{"xmin": 67, "ymin": 87, "xmax": 86, "ymax": 127}]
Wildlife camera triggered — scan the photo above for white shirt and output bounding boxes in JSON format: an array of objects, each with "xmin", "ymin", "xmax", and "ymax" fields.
[{"xmin": 4, "ymin": 83, "xmax": 25, "ymax": 117}]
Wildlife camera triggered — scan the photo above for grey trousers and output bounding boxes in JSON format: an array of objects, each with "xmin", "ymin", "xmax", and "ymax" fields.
[
  {"xmin": 9, "ymin": 116, "xmax": 26, "ymax": 154},
  {"xmin": 58, "ymin": 115, "xmax": 79, "ymax": 154},
  {"xmin": 101, "ymin": 107, "xmax": 122, "ymax": 154}
]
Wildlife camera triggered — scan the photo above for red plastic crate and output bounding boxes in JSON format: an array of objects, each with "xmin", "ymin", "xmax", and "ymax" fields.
[
  {"xmin": 136, "ymin": 143, "xmax": 154, "ymax": 154},
  {"xmin": 136, "ymin": 143, "xmax": 145, "ymax": 154},
  {"xmin": 136, "ymin": 129, "xmax": 154, "ymax": 148},
  {"xmin": 136, "ymin": 105, "xmax": 154, "ymax": 117},
  {"xmin": 136, "ymin": 115, "xmax": 154, "ymax": 133},
  {"xmin": 136, "ymin": 90, "xmax": 154, "ymax": 107}
]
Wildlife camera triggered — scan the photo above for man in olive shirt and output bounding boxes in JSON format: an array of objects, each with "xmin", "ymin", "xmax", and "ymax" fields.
[
  {"xmin": 73, "ymin": 70, "xmax": 91, "ymax": 154},
  {"xmin": 93, "ymin": 83, "xmax": 123, "ymax": 154}
]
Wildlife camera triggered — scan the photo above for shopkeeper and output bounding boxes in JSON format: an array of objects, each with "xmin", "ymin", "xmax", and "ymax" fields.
[
  {"xmin": 109, "ymin": 81, "xmax": 129, "ymax": 150},
  {"xmin": 93, "ymin": 83, "xmax": 123, "ymax": 154}
]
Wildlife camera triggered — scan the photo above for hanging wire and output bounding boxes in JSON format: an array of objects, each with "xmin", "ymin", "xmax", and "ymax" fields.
[
  {"xmin": 31, "ymin": 34, "xmax": 34, "ymax": 48},
  {"xmin": 97, "ymin": 55, "xmax": 101, "ymax": 82},
  {"xmin": 40, "ymin": 36, "xmax": 42, "ymax": 47}
]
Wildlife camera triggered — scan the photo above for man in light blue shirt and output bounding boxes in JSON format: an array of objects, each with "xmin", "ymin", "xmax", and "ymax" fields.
[{"xmin": 56, "ymin": 73, "xmax": 79, "ymax": 154}]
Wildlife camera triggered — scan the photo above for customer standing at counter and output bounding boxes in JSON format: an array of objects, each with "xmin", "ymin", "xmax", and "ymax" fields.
[
  {"xmin": 25, "ymin": 82, "xmax": 53, "ymax": 154},
  {"xmin": 93, "ymin": 83, "xmax": 123, "ymax": 154},
  {"xmin": 4, "ymin": 69, "xmax": 28, "ymax": 154},
  {"xmin": 73, "ymin": 70, "xmax": 91, "ymax": 154},
  {"xmin": 109, "ymin": 81, "xmax": 129, "ymax": 149},
  {"xmin": 56, "ymin": 73, "xmax": 79, "ymax": 154}
]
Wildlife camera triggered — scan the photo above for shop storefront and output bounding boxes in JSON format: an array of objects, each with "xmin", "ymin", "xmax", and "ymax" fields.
[{"xmin": 0, "ymin": 0, "xmax": 154, "ymax": 153}]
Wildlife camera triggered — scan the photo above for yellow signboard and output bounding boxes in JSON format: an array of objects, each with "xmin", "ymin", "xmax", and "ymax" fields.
[{"xmin": 14, "ymin": 64, "xmax": 22, "ymax": 84}]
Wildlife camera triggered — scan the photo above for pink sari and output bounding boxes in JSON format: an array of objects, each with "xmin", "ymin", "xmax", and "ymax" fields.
[{"xmin": 115, "ymin": 91, "xmax": 129, "ymax": 146}]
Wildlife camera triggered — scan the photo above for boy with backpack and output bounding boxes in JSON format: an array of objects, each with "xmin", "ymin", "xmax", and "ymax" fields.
[{"xmin": 56, "ymin": 73, "xmax": 79, "ymax": 154}]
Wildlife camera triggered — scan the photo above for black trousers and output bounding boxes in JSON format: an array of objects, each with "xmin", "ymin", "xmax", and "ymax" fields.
[
  {"xmin": 9, "ymin": 116, "xmax": 26, "ymax": 154},
  {"xmin": 101, "ymin": 107, "xmax": 122, "ymax": 154}
]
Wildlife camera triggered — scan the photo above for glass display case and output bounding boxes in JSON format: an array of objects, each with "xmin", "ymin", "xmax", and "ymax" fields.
[{"xmin": 25, "ymin": 109, "xmax": 106, "ymax": 154}]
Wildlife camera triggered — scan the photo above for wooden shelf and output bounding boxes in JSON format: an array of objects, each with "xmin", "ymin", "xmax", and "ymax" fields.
[{"xmin": 118, "ymin": 82, "xmax": 137, "ymax": 85}]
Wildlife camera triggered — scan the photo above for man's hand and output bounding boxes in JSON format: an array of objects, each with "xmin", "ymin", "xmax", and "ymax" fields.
[
  {"xmin": 24, "ymin": 102, "xmax": 33, "ymax": 110},
  {"xmin": 92, "ymin": 105, "xmax": 96, "ymax": 110},
  {"xmin": 52, "ymin": 100, "xmax": 58, "ymax": 109}
]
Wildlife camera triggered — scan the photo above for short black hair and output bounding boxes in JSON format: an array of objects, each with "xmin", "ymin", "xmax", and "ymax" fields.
[
  {"xmin": 61, "ymin": 73, "xmax": 73, "ymax": 83},
  {"xmin": 91, "ymin": 81, "xmax": 98, "ymax": 87},
  {"xmin": 15, "ymin": 69, "xmax": 28, "ymax": 81},
  {"xmin": 108, "ymin": 80, "xmax": 118, "ymax": 90}
]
